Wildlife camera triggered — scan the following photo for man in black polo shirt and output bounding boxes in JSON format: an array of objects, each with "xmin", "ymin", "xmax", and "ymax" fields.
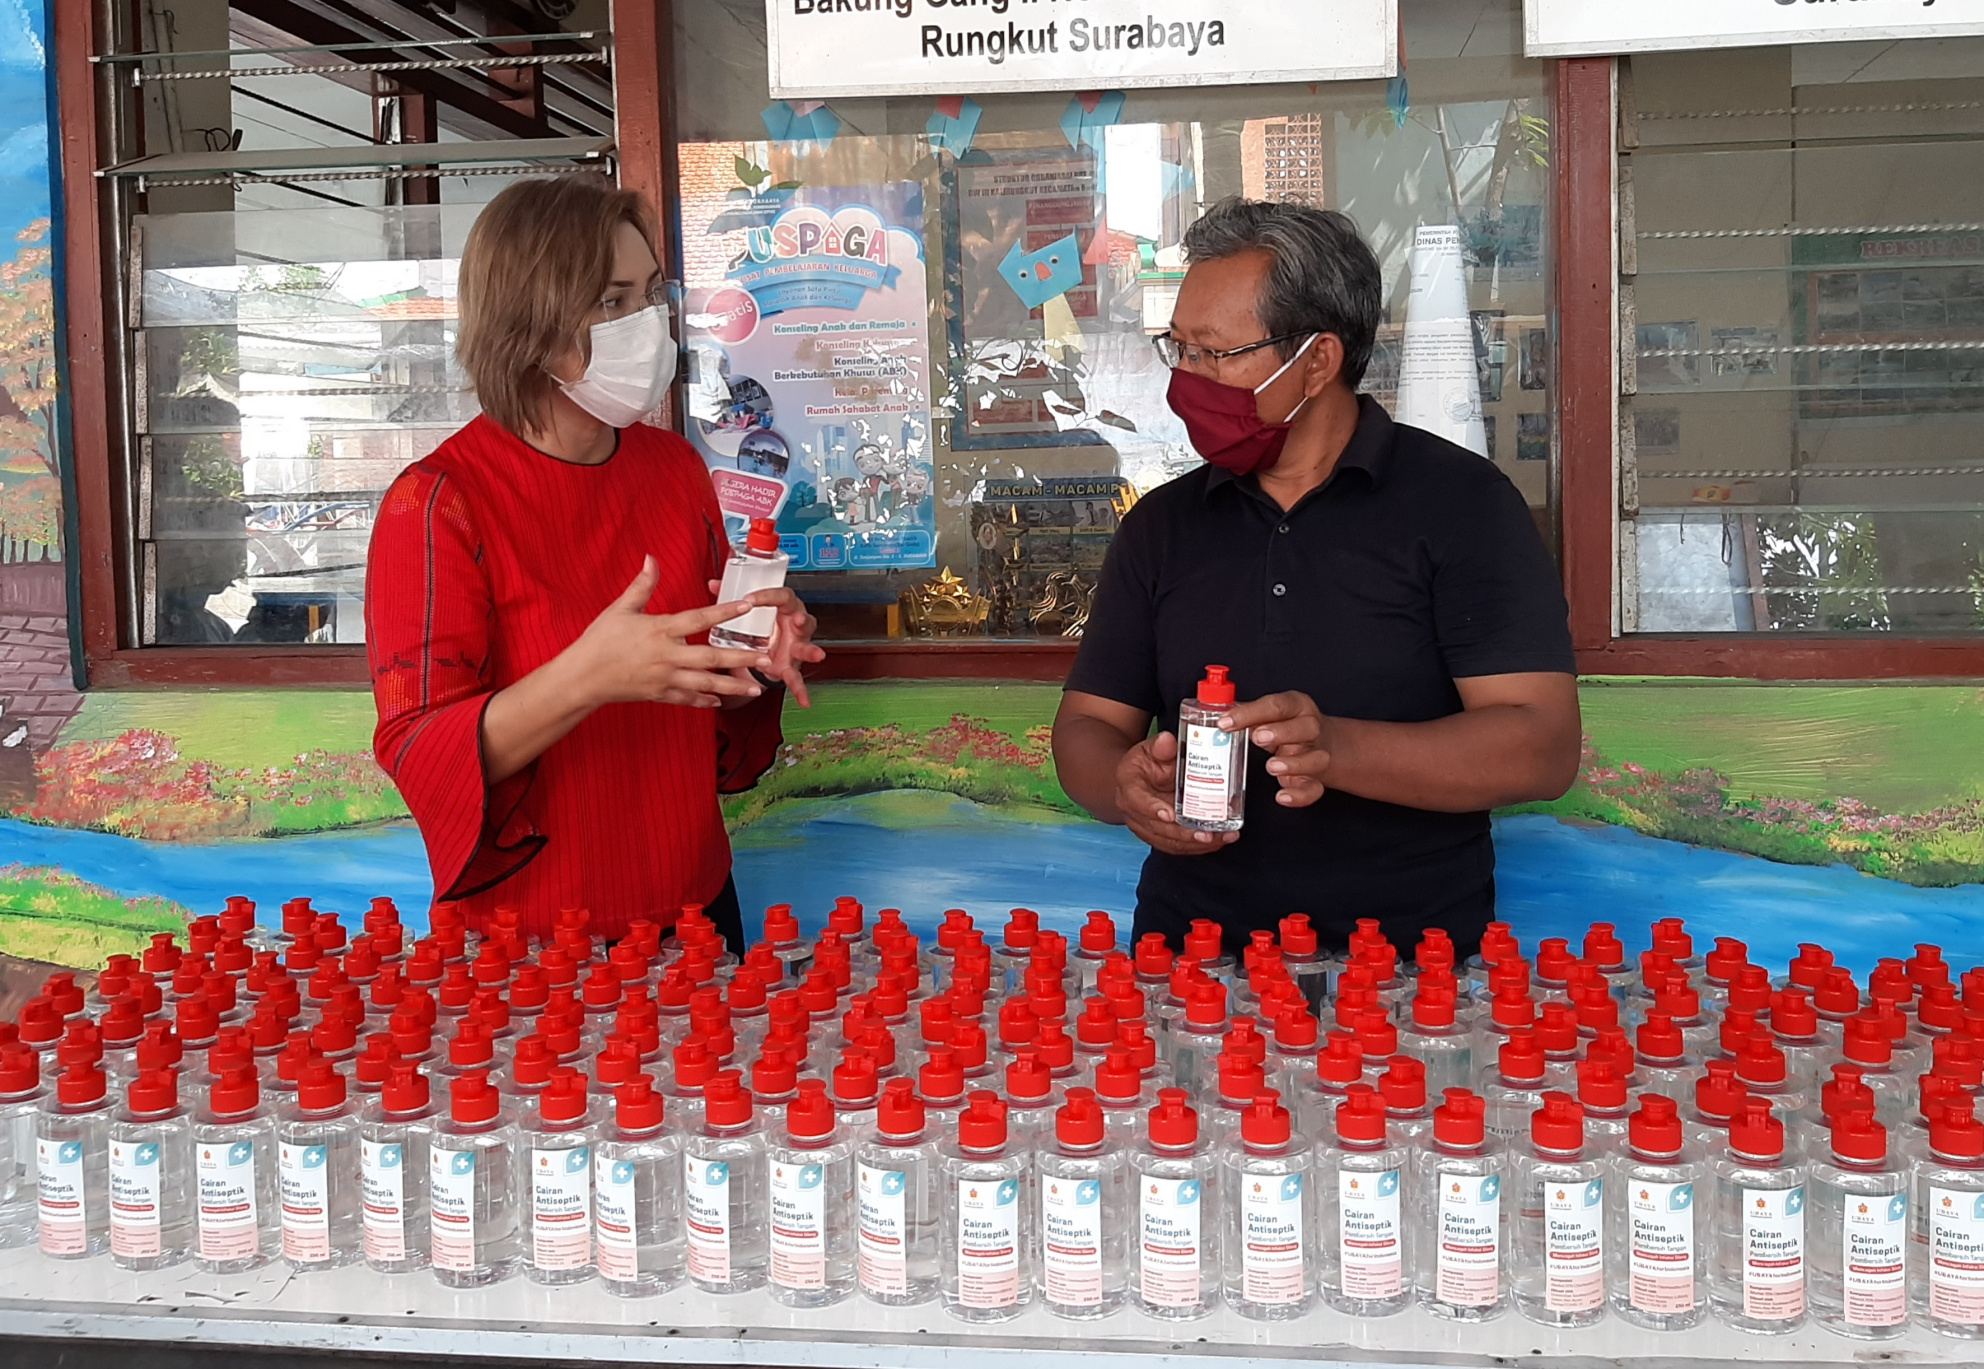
[{"xmin": 1053, "ymin": 198, "xmax": 1580, "ymax": 959}]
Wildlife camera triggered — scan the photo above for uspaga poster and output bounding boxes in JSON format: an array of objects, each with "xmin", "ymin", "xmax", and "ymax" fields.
[{"xmin": 684, "ymin": 183, "xmax": 936, "ymax": 572}]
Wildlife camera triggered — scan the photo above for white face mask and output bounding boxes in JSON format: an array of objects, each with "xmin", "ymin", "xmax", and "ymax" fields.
[{"xmin": 557, "ymin": 305, "xmax": 679, "ymax": 428}]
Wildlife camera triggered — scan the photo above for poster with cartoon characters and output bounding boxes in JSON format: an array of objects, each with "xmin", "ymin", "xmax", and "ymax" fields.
[{"xmin": 683, "ymin": 181, "xmax": 936, "ymax": 572}]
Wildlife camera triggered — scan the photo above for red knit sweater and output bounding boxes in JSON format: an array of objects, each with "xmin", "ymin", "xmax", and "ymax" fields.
[{"xmin": 365, "ymin": 417, "xmax": 783, "ymax": 938}]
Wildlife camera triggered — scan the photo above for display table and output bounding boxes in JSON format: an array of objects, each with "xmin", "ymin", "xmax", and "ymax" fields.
[{"xmin": 0, "ymin": 1246, "xmax": 1968, "ymax": 1369}]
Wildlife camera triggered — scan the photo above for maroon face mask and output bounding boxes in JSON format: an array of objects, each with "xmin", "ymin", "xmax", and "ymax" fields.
[{"xmin": 1165, "ymin": 333, "xmax": 1319, "ymax": 476}]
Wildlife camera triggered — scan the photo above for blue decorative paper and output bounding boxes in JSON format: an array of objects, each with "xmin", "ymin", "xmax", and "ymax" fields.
[
  {"xmin": 762, "ymin": 100, "xmax": 843, "ymax": 151},
  {"xmin": 926, "ymin": 96, "xmax": 983, "ymax": 157},
  {"xmin": 1387, "ymin": 74, "xmax": 1410, "ymax": 127},
  {"xmin": 1059, "ymin": 90, "xmax": 1127, "ymax": 154},
  {"xmin": 997, "ymin": 231, "xmax": 1083, "ymax": 310}
]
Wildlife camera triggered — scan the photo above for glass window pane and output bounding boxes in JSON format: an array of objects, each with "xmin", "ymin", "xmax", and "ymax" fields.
[{"xmin": 1628, "ymin": 45, "xmax": 1984, "ymax": 634}]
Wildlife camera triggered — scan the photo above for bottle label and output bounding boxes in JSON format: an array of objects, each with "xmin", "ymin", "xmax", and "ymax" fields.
[
  {"xmin": 37, "ymin": 1136, "xmax": 88, "ymax": 1256},
  {"xmin": 1928, "ymin": 1185, "xmax": 1984, "ymax": 1324},
  {"xmin": 1740, "ymin": 1184, "xmax": 1805, "ymax": 1320},
  {"xmin": 858, "ymin": 1163, "xmax": 911, "ymax": 1295},
  {"xmin": 1435, "ymin": 1171, "xmax": 1502, "ymax": 1307},
  {"xmin": 1337, "ymin": 1167, "xmax": 1402, "ymax": 1299},
  {"xmin": 429, "ymin": 1146, "xmax": 479, "ymax": 1272},
  {"xmin": 278, "ymin": 1142, "xmax": 332, "ymax": 1263},
  {"xmin": 360, "ymin": 1139, "xmax": 407, "ymax": 1264},
  {"xmin": 1842, "ymin": 1189, "xmax": 1907, "ymax": 1327},
  {"xmin": 1543, "ymin": 1177, "xmax": 1604, "ymax": 1312},
  {"xmin": 1042, "ymin": 1172, "xmax": 1104, "ymax": 1306},
  {"xmin": 197, "ymin": 1138, "xmax": 262, "ymax": 1261},
  {"xmin": 1239, "ymin": 1170, "xmax": 1306, "ymax": 1305},
  {"xmin": 955, "ymin": 1175, "xmax": 1022, "ymax": 1308},
  {"xmin": 1179, "ymin": 724, "xmax": 1237, "ymax": 824},
  {"xmin": 685, "ymin": 1153, "xmax": 734, "ymax": 1284},
  {"xmin": 109, "ymin": 1137, "xmax": 163, "ymax": 1259},
  {"xmin": 770, "ymin": 1159, "xmax": 828, "ymax": 1290},
  {"xmin": 1627, "ymin": 1179, "xmax": 1695, "ymax": 1314},
  {"xmin": 1138, "ymin": 1174, "xmax": 1204, "ymax": 1307},
  {"xmin": 594, "ymin": 1153, "xmax": 640, "ymax": 1282},
  {"xmin": 529, "ymin": 1144, "xmax": 592, "ymax": 1271}
]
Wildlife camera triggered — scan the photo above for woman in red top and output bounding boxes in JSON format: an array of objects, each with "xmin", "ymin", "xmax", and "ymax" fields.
[{"xmin": 365, "ymin": 178, "xmax": 821, "ymax": 948}]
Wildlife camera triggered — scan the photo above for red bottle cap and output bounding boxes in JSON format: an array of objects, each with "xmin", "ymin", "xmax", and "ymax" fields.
[
  {"xmin": 1183, "ymin": 920, "xmax": 1224, "ymax": 964},
  {"xmin": 1771, "ymin": 987, "xmax": 1819, "ymax": 1038},
  {"xmin": 1637, "ymin": 1011, "xmax": 1684, "ymax": 1062},
  {"xmin": 1079, "ymin": 911, "xmax": 1116, "ymax": 955},
  {"xmin": 832, "ymin": 1052, "xmax": 881, "ymax": 1107},
  {"xmin": 381, "ymin": 1059, "xmax": 430, "ymax": 1115},
  {"xmin": 297, "ymin": 1058, "xmax": 347, "ymax": 1111},
  {"xmin": 1134, "ymin": 933, "xmax": 1174, "ymax": 979},
  {"xmin": 1704, "ymin": 936, "xmax": 1749, "ymax": 985},
  {"xmin": 1692, "ymin": 1057, "xmax": 1745, "ymax": 1125},
  {"xmin": 446, "ymin": 1070, "xmax": 499, "ymax": 1125},
  {"xmin": 1572, "ymin": 986, "xmax": 1619, "ymax": 1033},
  {"xmin": 1375, "ymin": 1056, "xmax": 1423, "ymax": 1112},
  {"xmin": 1816, "ymin": 968, "xmax": 1862, "ymax": 1017},
  {"xmin": 1144, "ymin": 1086, "xmax": 1197, "ymax": 1148},
  {"xmin": 750, "ymin": 1047, "xmax": 797, "ymax": 1098},
  {"xmin": 957, "ymin": 1090, "xmax": 1009, "ymax": 1150},
  {"xmin": 1317, "ymin": 1030, "xmax": 1364, "ymax": 1086},
  {"xmin": 1477, "ymin": 922, "xmax": 1518, "ymax": 967},
  {"xmin": 1575, "ymin": 1057, "xmax": 1627, "ymax": 1111},
  {"xmin": 1490, "ymin": 988, "xmax": 1535, "ymax": 1031},
  {"xmin": 1239, "ymin": 1089, "xmax": 1291, "ymax": 1148},
  {"xmin": 126, "ymin": 1067, "xmax": 177, "ymax": 1115},
  {"xmin": 1354, "ymin": 1009, "xmax": 1398, "ymax": 1059},
  {"xmin": 673, "ymin": 1039, "xmax": 717, "ymax": 1089},
  {"xmin": 136, "ymin": 1021, "xmax": 183, "ymax": 1074},
  {"xmin": 174, "ymin": 992, "xmax": 220, "ymax": 1045},
  {"xmin": 1075, "ymin": 997, "xmax": 1117, "ymax": 1049},
  {"xmin": 1629, "ymin": 1093, "xmax": 1685, "ymax": 1156},
  {"xmin": 1718, "ymin": 1006, "xmax": 1760, "ymax": 1057},
  {"xmin": 1843, "ymin": 1015, "xmax": 1894, "ymax": 1067},
  {"xmin": 1335, "ymin": 1083, "xmax": 1387, "ymax": 1144},
  {"xmin": 1056, "ymin": 1086, "xmax": 1105, "ymax": 1147},
  {"xmin": 916, "ymin": 1047, "xmax": 964, "ymax": 1104},
  {"xmin": 702, "ymin": 1070, "xmax": 753, "ymax": 1127},
  {"xmin": 1787, "ymin": 943, "xmax": 1833, "ymax": 989},
  {"xmin": 1005, "ymin": 1050, "xmax": 1051, "ymax": 1102},
  {"xmin": 1499, "ymin": 1028, "xmax": 1546, "ymax": 1084},
  {"xmin": 1091, "ymin": 1046, "xmax": 1138, "ymax": 1102},
  {"xmin": 787, "ymin": 1078, "xmax": 836, "ymax": 1140},
  {"xmin": 1433, "ymin": 1088, "xmax": 1486, "ymax": 1148},
  {"xmin": 1725, "ymin": 964, "xmax": 1771, "ymax": 1014},
  {"xmin": 1531, "ymin": 1091, "xmax": 1585, "ymax": 1152},
  {"xmin": 448, "ymin": 1020, "xmax": 494, "ymax": 1069},
  {"xmin": 877, "ymin": 1076, "xmax": 926, "ymax": 1138},
  {"xmin": 1728, "ymin": 1095, "xmax": 1784, "ymax": 1160},
  {"xmin": 1536, "ymin": 1001, "xmax": 1579, "ymax": 1055},
  {"xmin": 1184, "ymin": 983, "xmax": 1227, "ymax": 1030},
  {"xmin": 1535, "ymin": 938, "xmax": 1574, "ymax": 985},
  {"xmin": 209, "ymin": 1065, "xmax": 260, "ymax": 1117},
  {"xmin": 1274, "ymin": 1007, "xmax": 1319, "ymax": 1051},
  {"xmin": 1583, "ymin": 923, "xmax": 1624, "ymax": 970},
  {"xmin": 1830, "ymin": 1107, "xmax": 1886, "ymax": 1163},
  {"xmin": 1196, "ymin": 665, "xmax": 1236, "ymax": 707},
  {"xmin": 1920, "ymin": 982, "xmax": 1964, "ymax": 1032},
  {"xmin": 1411, "ymin": 987, "xmax": 1456, "ymax": 1029},
  {"xmin": 1735, "ymin": 1033, "xmax": 1788, "ymax": 1088},
  {"xmin": 1275, "ymin": 913, "xmax": 1315, "ymax": 958},
  {"xmin": 1909, "ymin": 943, "xmax": 1951, "ymax": 988},
  {"xmin": 1932, "ymin": 1100, "xmax": 1984, "ymax": 1160},
  {"xmin": 1216, "ymin": 1049, "xmax": 1265, "ymax": 1106}
]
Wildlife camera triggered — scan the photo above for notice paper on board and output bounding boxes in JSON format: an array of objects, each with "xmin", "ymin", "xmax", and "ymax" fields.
[
  {"xmin": 1525, "ymin": 0, "xmax": 1984, "ymax": 56},
  {"xmin": 765, "ymin": 0, "xmax": 1396, "ymax": 99}
]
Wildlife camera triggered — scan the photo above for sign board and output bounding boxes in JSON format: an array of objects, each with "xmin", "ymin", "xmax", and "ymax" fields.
[
  {"xmin": 1527, "ymin": 0, "xmax": 1984, "ymax": 57},
  {"xmin": 765, "ymin": 0, "xmax": 1396, "ymax": 99}
]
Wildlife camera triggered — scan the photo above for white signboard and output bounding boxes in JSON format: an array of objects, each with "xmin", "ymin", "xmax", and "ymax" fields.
[
  {"xmin": 765, "ymin": 0, "xmax": 1396, "ymax": 99},
  {"xmin": 1527, "ymin": 0, "xmax": 1984, "ymax": 57}
]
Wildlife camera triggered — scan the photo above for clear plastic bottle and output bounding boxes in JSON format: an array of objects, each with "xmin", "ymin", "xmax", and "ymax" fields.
[
  {"xmin": 1710, "ymin": 1096, "xmax": 1807, "ymax": 1333},
  {"xmin": 1220, "ymin": 1088, "xmax": 1315, "ymax": 1319},
  {"xmin": 1413, "ymin": 1087, "xmax": 1509, "ymax": 1321},
  {"xmin": 33, "ymin": 1063, "xmax": 112, "ymax": 1260},
  {"xmin": 0, "ymin": 1042, "xmax": 46, "ymax": 1247},
  {"xmin": 1807, "ymin": 1108, "xmax": 1908, "ymax": 1339},
  {"xmin": 1167, "ymin": 983, "xmax": 1229, "ymax": 1106},
  {"xmin": 277, "ymin": 1058, "xmax": 361, "ymax": 1270},
  {"xmin": 857, "ymin": 1077, "xmax": 942, "ymax": 1305},
  {"xmin": 107, "ymin": 1068, "xmax": 193, "ymax": 1270},
  {"xmin": 1130, "ymin": 1087, "xmax": 1220, "ymax": 1319},
  {"xmin": 1320, "ymin": 1085, "xmax": 1410, "ymax": 1317},
  {"xmin": 685, "ymin": 1070, "xmax": 770, "ymax": 1293},
  {"xmin": 708, "ymin": 518, "xmax": 788, "ymax": 651},
  {"xmin": 357, "ymin": 1059, "xmax": 435, "ymax": 1273},
  {"xmin": 191, "ymin": 1066, "xmax": 280, "ymax": 1272},
  {"xmin": 767, "ymin": 1077, "xmax": 855, "ymax": 1306},
  {"xmin": 592, "ymin": 1075, "xmax": 685, "ymax": 1296},
  {"xmin": 428, "ymin": 1070, "xmax": 521, "ymax": 1287},
  {"xmin": 1481, "ymin": 1029, "xmax": 1549, "ymax": 1146},
  {"xmin": 1174, "ymin": 665, "xmax": 1245, "ymax": 832},
  {"xmin": 1036, "ymin": 1086, "xmax": 1128, "ymax": 1319},
  {"xmin": 1917, "ymin": 1099, "xmax": 1984, "ymax": 1338},
  {"xmin": 939, "ymin": 1090, "xmax": 1033, "ymax": 1322},
  {"xmin": 1609, "ymin": 1093, "xmax": 1708, "ymax": 1330},
  {"xmin": 1398, "ymin": 990, "xmax": 1473, "ymax": 1102},
  {"xmin": 1512, "ymin": 1092, "xmax": 1607, "ymax": 1327},
  {"xmin": 517, "ymin": 1069, "xmax": 596, "ymax": 1284}
]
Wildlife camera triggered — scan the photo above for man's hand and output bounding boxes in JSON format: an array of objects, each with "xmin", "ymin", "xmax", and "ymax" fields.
[
  {"xmin": 1115, "ymin": 730, "xmax": 1240, "ymax": 855},
  {"xmin": 1221, "ymin": 691, "xmax": 1332, "ymax": 808}
]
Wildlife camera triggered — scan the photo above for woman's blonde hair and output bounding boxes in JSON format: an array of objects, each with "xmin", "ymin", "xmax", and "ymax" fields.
[{"xmin": 456, "ymin": 176, "xmax": 658, "ymax": 435}]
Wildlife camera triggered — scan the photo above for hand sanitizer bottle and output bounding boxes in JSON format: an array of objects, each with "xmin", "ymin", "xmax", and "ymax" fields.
[
  {"xmin": 1220, "ymin": 1088, "xmax": 1315, "ymax": 1319},
  {"xmin": 1413, "ymin": 1087, "xmax": 1508, "ymax": 1321},
  {"xmin": 1130, "ymin": 1087, "xmax": 1220, "ymax": 1319},
  {"xmin": 1808, "ymin": 1108, "xmax": 1909, "ymax": 1339},
  {"xmin": 1512, "ymin": 1092, "xmax": 1607, "ymax": 1327},
  {"xmin": 1037, "ymin": 1086, "xmax": 1128, "ymax": 1319},
  {"xmin": 593, "ymin": 1075, "xmax": 685, "ymax": 1296},
  {"xmin": 1608, "ymin": 1093, "xmax": 1708, "ymax": 1330},
  {"xmin": 1321, "ymin": 1084, "xmax": 1410, "ymax": 1317},
  {"xmin": 357, "ymin": 1059, "xmax": 436, "ymax": 1273},
  {"xmin": 0, "ymin": 1043, "xmax": 48, "ymax": 1249},
  {"xmin": 428, "ymin": 1070, "xmax": 521, "ymax": 1287},
  {"xmin": 517, "ymin": 1069, "xmax": 596, "ymax": 1285},
  {"xmin": 277, "ymin": 1058, "xmax": 360, "ymax": 1269},
  {"xmin": 768, "ymin": 1078, "xmax": 856, "ymax": 1306},
  {"xmin": 939, "ymin": 1091, "xmax": 1033, "ymax": 1322},
  {"xmin": 35, "ymin": 1064, "xmax": 113, "ymax": 1260},
  {"xmin": 1918, "ymin": 1098, "xmax": 1984, "ymax": 1338},
  {"xmin": 1175, "ymin": 665, "xmax": 1245, "ymax": 833},
  {"xmin": 708, "ymin": 518, "xmax": 788, "ymax": 652},
  {"xmin": 856, "ymin": 1077, "xmax": 941, "ymax": 1306},
  {"xmin": 685, "ymin": 1070, "xmax": 770, "ymax": 1293},
  {"xmin": 108, "ymin": 1068, "xmax": 193, "ymax": 1270},
  {"xmin": 192, "ymin": 1066, "xmax": 279, "ymax": 1271},
  {"xmin": 1710, "ymin": 1096, "xmax": 1807, "ymax": 1333}
]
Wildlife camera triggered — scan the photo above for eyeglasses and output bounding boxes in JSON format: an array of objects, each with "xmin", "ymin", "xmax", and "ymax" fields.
[
  {"xmin": 1152, "ymin": 330, "xmax": 1311, "ymax": 371},
  {"xmin": 595, "ymin": 280, "xmax": 682, "ymax": 322}
]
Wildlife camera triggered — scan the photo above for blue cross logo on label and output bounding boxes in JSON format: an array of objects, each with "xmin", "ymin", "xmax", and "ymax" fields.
[
  {"xmin": 567, "ymin": 1147, "xmax": 590, "ymax": 1174},
  {"xmin": 59, "ymin": 1142, "xmax": 81, "ymax": 1165},
  {"xmin": 134, "ymin": 1143, "xmax": 159, "ymax": 1167},
  {"xmin": 1479, "ymin": 1175, "xmax": 1500, "ymax": 1203},
  {"xmin": 452, "ymin": 1152, "xmax": 476, "ymax": 1176},
  {"xmin": 1670, "ymin": 1184, "xmax": 1692, "ymax": 1211},
  {"xmin": 1582, "ymin": 1180, "xmax": 1603, "ymax": 1208},
  {"xmin": 995, "ymin": 1179, "xmax": 1018, "ymax": 1206},
  {"xmin": 1075, "ymin": 1180, "xmax": 1100, "ymax": 1205},
  {"xmin": 1176, "ymin": 1180, "xmax": 1200, "ymax": 1205},
  {"xmin": 379, "ymin": 1146, "xmax": 401, "ymax": 1169},
  {"xmin": 1377, "ymin": 1171, "xmax": 1399, "ymax": 1197},
  {"xmin": 1784, "ymin": 1187, "xmax": 1804, "ymax": 1217},
  {"xmin": 881, "ymin": 1171, "xmax": 905, "ymax": 1196},
  {"xmin": 1888, "ymin": 1193, "xmax": 1908, "ymax": 1222},
  {"xmin": 705, "ymin": 1162, "xmax": 729, "ymax": 1187},
  {"xmin": 303, "ymin": 1146, "xmax": 327, "ymax": 1169},
  {"xmin": 612, "ymin": 1161, "xmax": 634, "ymax": 1185},
  {"xmin": 798, "ymin": 1164, "xmax": 824, "ymax": 1190},
  {"xmin": 1973, "ymin": 1195, "xmax": 1984, "ymax": 1220},
  {"xmin": 228, "ymin": 1142, "xmax": 254, "ymax": 1167},
  {"xmin": 1280, "ymin": 1174, "xmax": 1303, "ymax": 1202}
]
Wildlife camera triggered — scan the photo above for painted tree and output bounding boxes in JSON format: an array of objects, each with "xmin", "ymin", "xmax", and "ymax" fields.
[{"xmin": 0, "ymin": 219, "xmax": 60, "ymax": 559}]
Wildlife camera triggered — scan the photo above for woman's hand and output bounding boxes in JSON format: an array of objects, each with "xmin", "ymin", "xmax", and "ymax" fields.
[
  {"xmin": 575, "ymin": 556, "xmax": 772, "ymax": 709},
  {"xmin": 707, "ymin": 579, "xmax": 826, "ymax": 708}
]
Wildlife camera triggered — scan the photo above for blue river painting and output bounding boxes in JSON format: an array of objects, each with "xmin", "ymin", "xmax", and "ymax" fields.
[{"xmin": 3, "ymin": 790, "xmax": 1982, "ymax": 974}]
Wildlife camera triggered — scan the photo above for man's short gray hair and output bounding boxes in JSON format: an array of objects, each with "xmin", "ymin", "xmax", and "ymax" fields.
[{"xmin": 1181, "ymin": 197, "xmax": 1382, "ymax": 389}]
